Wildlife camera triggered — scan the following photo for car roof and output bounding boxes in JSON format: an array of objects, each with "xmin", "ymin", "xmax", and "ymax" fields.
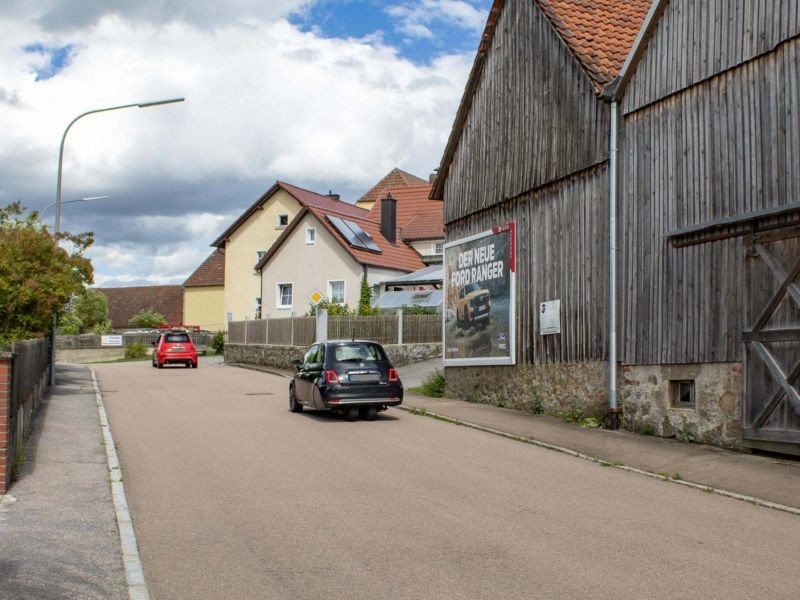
[{"xmin": 324, "ymin": 339, "xmax": 383, "ymax": 345}]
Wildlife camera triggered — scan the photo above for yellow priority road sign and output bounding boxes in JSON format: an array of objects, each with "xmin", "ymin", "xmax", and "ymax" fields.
[{"xmin": 308, "ymin": 288, "xmax": 324, "ymax": 305}]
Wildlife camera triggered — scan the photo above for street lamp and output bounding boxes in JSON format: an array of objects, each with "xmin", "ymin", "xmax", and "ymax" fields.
[
  {"xmin": 41, "ymin": 195, "xmax": 110, "ymax": 220},
  {"xmin": 50, "ymin": 97, "xmax": 185, "ymax": 385}
]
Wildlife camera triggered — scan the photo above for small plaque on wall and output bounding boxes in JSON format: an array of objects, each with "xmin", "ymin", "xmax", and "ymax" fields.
[{"xmin": 539, "ymin": 300, "xmax": 561, "ymax": 335}]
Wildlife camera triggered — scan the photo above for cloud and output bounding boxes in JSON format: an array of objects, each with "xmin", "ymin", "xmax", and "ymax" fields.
[
  {"xmin": 2, "ymin": 0, "xmax": 312, "ymax": 32},
  {"xmin": 386, "ymin": 1, "xmax": 486, "ymax": 40},
  {"xmin": 0, "ymin": 2, "xmax": 481, "ymax": 286}
]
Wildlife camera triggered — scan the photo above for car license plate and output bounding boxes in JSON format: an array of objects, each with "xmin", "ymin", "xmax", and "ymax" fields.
[
  {"xmin": 349, "ymin": 373, "xmax": 379, "ymax": 383},
  {"xmin": 170, "ymin": 347, "xmax": 186, "ymax": 352}
]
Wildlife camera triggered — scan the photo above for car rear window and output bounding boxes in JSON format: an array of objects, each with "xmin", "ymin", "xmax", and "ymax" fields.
[
  {"xmin": 165, "ymin": 334, "xmax": 190, "ymax": 343},
  {"xmin": 333, "ymin": 343, "xmax": 386, "ymax": 362}
]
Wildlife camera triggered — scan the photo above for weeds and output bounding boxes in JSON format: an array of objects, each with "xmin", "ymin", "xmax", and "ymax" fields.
[
  {"xmin": 124, "ymin": 342, "xmax": 147, "ymax": 359},
  {"xmin": 417, "ymin": 370, "xmax": 446, "ymax": 398},
  {"xmin": 641, "ymin": 424, "xmax": 655, "ymax": 436},
  {"xmin": 579, "ymin": 417, "xmax": 602, "ymax": 429}
]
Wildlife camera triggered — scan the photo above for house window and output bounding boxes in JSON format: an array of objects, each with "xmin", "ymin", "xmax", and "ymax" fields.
[
  {"xmin": 277, "ymin": 283, "xmax": 293, "ymax": 309},
  {"xmin": 277, "ymin": 214, "xmax": 289, "ymax": 227},
  {"xmin": 671, "ymin": 380, "xmax": 695, "ymax": 408},
  {"xmin": 434, "ymin": 242, "xmax": 444, "ymax": 254},
  {"xmin": 306, "ymin": 227, "xmax": 316, "ymax": 245},
  {"xmin": 256, "ymin": 250, "xmax": 266, "ymax": 263},
  {"xmin": 328, "ymin": 280, "xmax": 345, "ymax": 304}
]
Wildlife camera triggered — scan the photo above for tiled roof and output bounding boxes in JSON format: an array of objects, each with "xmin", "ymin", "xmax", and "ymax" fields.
[
  {"xmin": 96, "ymin": 285, "xmax": 184, "ymax": 328},
  {"xmin": 184, "ymin": 250, "xmax": 225, "ymax": 287},
  {"xmin": 257, "ymin": 207, "xmax": 426, "ymax": 274},
  {"xmin": 212, "ymin": 181, "xmax": 366, "ymax": 247},
  {"xmin": 354, "ymin": 168, "xmax": 429, "ymax": 208},
  {"xmin": 366, "ymin": 184, "xmax": 444, "ymax": 241},
  {"xmin": 307, "ymin": 206, "xmax": 426, "ymax": 272},
  {"xmin": 431, "ymin": 0, "xmax": 652, "ymax": 199},
  {"xmin": 536, "ymin": 0, "xmax": 653, "ymax": 89}
]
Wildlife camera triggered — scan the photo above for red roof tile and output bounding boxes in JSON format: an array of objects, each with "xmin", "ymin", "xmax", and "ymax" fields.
[
  {"xmin": 366, "ymin": 184, "xmax": 444, "ymax": 241},
  {"xmin": 308, "ymin": 206, "xmax": 426, "ymax": 272},
  {"xmin": 257, "ymin": 206, "xmax": 426, "ymax": 274},
  {"xmin": 536, "ymin": 0, "xmax": 653, "ymax": 89},
  {"xmin": 354, "ymin": 168, "xmax": 429, "ymax": 208},
  {"xmin": 184, "ymin": 250, "xmax": 225, "ymax": 287},
  {"xmin": 96, "ymin": 285, "xmax": 184, "ymax": 328}
]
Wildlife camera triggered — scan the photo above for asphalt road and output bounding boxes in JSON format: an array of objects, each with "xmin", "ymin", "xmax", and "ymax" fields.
[{"xmin": 96, "ymin": 359, "xmax": 800, "ymax": 600}]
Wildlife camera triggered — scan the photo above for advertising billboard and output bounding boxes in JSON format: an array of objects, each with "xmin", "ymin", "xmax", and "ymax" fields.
[{"xmin": 443, "ymin": 223, "xmax": 516, "ymax": 366}]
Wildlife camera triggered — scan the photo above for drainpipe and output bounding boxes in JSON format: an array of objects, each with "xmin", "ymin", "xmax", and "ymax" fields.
[{"xmin": 608, "ymin": 101, "xmax": 621, "ymax": 430}]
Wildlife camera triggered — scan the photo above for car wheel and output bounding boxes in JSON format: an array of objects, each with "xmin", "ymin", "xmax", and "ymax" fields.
[
  {"xmin": 289, "ymin": 386, "xmax": 303, "ymax": 413},
  {"xmin": 185, "ymin": 362, "xmax": 191, "ymax": 368},
  {"xmin": 360, "ymin": 406, "xmax": 378, "ymax": 421},
  {"xmin": 157, "ymin": 361, "xmax": 163, "ymax": 369},
  {"xmin": 151, "ymin": 360, "xmax": 156, "ymax": 368},
  {"xmin": 192, "ymin": 362, "xmax": 198, "ymax": 369},
  {"xmin": 344, "ymin": 406, "xmax": 359, "ymax": 421}
]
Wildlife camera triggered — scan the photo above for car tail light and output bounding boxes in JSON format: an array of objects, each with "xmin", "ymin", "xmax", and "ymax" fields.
[
  {"xmin": 325, "ymin": 370, "xmax": 340, "ymax": 384},
  {"xmin": 388, "ymin": 369, "xmax": 399, "ymax": 382}
]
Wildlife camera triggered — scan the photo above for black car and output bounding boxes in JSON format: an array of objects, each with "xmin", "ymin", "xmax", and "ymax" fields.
[{"xmin": 289, "ymin": 340, "xmax": 403, "ymax": 421}]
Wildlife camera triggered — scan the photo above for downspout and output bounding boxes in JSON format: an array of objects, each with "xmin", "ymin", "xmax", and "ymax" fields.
[{"xmin": 608, "ymin": 101, "xmax": 621, "ymax": 429}]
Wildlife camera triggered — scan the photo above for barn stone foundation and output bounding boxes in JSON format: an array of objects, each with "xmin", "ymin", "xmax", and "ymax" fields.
[
  {"xmin": 444, "ymin": 362, "xmax": 609, "ymax": 417},
  {"xmin": 620, "ymin": 363, "xmax": 743, "ymax": 449}
]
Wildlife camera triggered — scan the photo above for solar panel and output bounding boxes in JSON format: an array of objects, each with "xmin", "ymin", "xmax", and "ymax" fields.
[
  {"xmin": 326, "ymin": 215, "xmax": 382, "ymax": 254},
  {"xmin": 344, "ymin": 220, "xmax": 382, "ymax": 253}
]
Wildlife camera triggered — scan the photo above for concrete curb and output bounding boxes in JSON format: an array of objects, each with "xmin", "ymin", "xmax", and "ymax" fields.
[
  {"xmin": 90, "ymin": 369, "xmax": 151, "ymax": 600},
  {"xmin": 399, "ymin": 405, "xmax": 800, "ymax": 518}
]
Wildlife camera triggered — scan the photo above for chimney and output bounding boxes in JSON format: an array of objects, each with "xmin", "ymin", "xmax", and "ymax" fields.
[
  {"xmin": 327, "ymin": 189, "xmax": 340, "ymax": 202},
  {"xmin": 428, "ymin": 168, "xmax": 439, "ymax": 184},
  {"xmin": 380, "ymin": 193, "xmax": 397, "ymax": 245}
]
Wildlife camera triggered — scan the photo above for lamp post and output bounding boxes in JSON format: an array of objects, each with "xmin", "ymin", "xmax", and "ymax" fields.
[
  {"xmin": 41, "ymin": 195, "xmax": 110, "ymax": 220},
  {"xmin": 50, "ymin": 97, "xmax": 185, "ymax": 385}
]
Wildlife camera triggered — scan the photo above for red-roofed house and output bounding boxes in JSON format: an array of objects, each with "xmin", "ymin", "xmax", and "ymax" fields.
[
  {"xmin": 353, "ymin": 168, "xmax": 429, "ymax": 211},
  {"xmin": 255, "ymin": 196, "xmax": 429, "ymax": 316},
  {"xmin": 209, "ymin": 180, "xmax": 369, "ymax": 323},
  {"xmin": 207, "ymin": 169, "xmax": 435, "ymax": 324}
]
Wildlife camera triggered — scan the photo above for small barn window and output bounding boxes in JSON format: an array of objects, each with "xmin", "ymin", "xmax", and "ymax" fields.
[{"xmin": 671, "ymin": 380, "xmax": 695, "ymax": 408}]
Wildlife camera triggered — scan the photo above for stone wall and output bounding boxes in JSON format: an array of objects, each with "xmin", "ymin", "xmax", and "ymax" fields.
[
  {"xmin": 620, "ymin": 362, "xmax": 743, "ymax": 449},
  {"xmin": 225, "ymin": 343, "xmax": 441, "ymax": 370},
  {"xmin": 445, "ymin": 362, "xmax": 609, "ymax": 417},
  {"xmin": 57, "ymin": 348, "xmax": 130, "ymax": 364}
]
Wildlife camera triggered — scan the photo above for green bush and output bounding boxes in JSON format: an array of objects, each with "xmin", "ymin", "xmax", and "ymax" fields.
[
  {"xmin": 418, "ymin": 370, "xmax": 446, "ymax": 398},
  {"xmin": 211, "ymin": 330, "xmax": 225, "ymax": 355},
  {"xmin": 125, "ymin": 342, "xmax": 147, "ymax": 359},
  {"xmin": 308, "ymin": 300, "xmax": 352, "ymax": 316},
  {"xmin": 128, "ymin": 308, "xmax": 166, "ymax": 328}
]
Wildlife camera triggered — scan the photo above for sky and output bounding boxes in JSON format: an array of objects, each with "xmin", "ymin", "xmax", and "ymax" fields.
[{"xmin": 0, "ymin": 0, "xmax": 490, "ymax": 287}]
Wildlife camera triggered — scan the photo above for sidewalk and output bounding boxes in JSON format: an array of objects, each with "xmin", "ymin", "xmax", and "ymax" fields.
[
  {"xmin": 0, "ymin": 364, "xmax": 128, "ymax": 599},
  {"xmin": 237, "ymin": 360, "xmax": 800, "ymax": 512}
]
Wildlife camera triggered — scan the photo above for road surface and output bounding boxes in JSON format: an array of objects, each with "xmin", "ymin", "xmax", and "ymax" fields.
[{"xmin": 96, "ymin": 359, "xmax": 800, "ymax": 599}]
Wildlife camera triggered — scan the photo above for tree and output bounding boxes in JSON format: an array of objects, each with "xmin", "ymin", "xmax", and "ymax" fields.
[
  {"xmin": 128, "ymin": 308, "xmax": 166, "ymax": 328},
  {"xmin": 0, "ymin": 202, "xmax": 93, "ymax": 346},
  {"xmin": 59, "ymin": 288, "xmax": 111, "ymax": 334},
  {"xmin": 357, "ymin": 275, "xmax": 379, "ymax": 316}
]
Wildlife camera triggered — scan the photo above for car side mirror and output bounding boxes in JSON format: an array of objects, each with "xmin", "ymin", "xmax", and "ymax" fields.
[{"xmin": 290, "ymin": 359, "xmax": 302, "ymax": 369}]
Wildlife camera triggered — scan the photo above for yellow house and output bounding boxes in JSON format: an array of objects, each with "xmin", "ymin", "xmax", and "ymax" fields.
[
  {"xmin": 183, "ymin": 250, "xmax": 226, "ymax": 330},
  {"xmin": 210, "ymin": 181, "xmax": 375, "ymax": 324},
  {"xmin": 201, "ymin": 171, "xmax": 433, "ymax": 327}
]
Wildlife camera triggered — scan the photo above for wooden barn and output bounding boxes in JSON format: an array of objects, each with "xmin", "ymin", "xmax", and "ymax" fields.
[{"xmin": 433, "ymin": 0, "xmax": 800, "ymax": 453}]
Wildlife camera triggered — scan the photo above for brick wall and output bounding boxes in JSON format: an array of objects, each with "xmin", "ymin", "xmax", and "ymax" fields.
[{"xmin": 0, "ymin": 354, "xmax": 11, "ymax": 494}]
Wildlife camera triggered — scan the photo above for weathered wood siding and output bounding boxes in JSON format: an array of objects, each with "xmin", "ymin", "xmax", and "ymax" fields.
[
  {"xmin": 443, "ymin": 0, "xmax": 609, "ymax": 224},
  {"xmin": 448, "ymin": 166, "xmax": 609, "ymax": 365},
  {"xmin": 620, "ymin": 31, "xmax": 800, "ymax": 364},
  {"xmin": 623, "ymin": 0, "xmax": 800, "ymax": 114}
]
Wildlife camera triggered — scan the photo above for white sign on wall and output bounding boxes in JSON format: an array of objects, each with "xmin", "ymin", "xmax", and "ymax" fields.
[
  {"xmin": 539, "ymin": 300, "xmax": 561, "ymax": 335},
  {"xmin": 101, "ymin": 335, "xmax": 123, "ymax": 347}
]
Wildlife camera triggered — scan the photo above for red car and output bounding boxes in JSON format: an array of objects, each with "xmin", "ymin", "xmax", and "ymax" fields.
[{"xmin": 152, "ymin": 329, "xmax": 198, "ymax": 369}]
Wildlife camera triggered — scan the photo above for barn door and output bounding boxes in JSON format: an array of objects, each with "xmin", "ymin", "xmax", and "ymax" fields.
[{"xmin": 742, "ymin": 227, "xmax": 800, "ymax": 446}]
